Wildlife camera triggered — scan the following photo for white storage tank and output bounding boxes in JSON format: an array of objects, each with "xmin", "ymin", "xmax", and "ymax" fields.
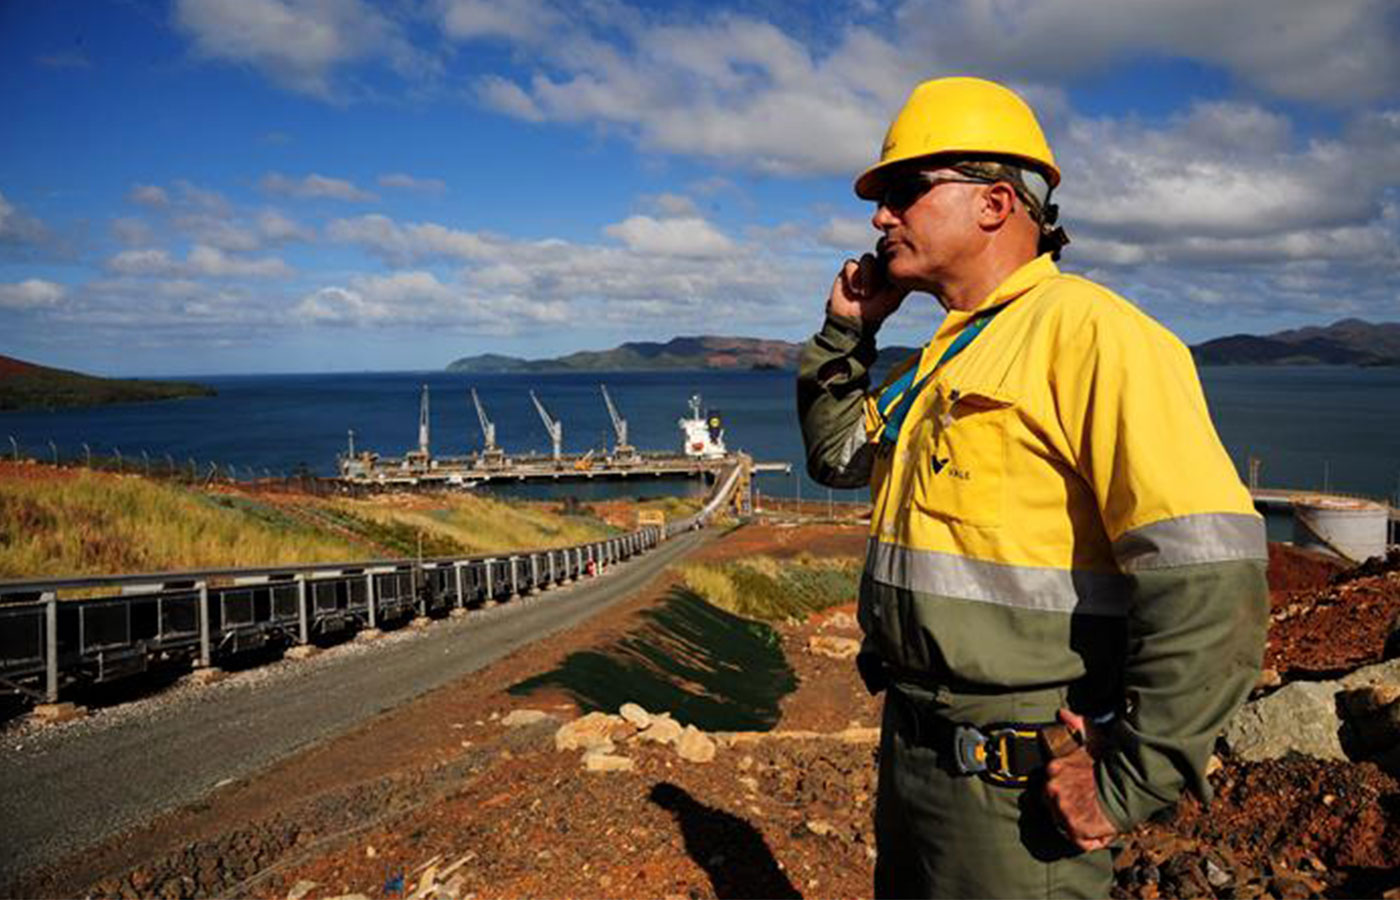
[{"xmin": 1292, "ymin": 497, "xmax": 1389, "ymax": 563}]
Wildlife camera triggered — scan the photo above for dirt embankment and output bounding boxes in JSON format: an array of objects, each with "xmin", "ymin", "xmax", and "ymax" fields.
[{"xmin": 11, "ymin": 530, "xmax": 1400, "ymax": 900}]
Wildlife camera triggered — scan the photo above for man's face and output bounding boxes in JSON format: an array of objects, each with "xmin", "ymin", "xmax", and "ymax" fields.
[{"xmin": 870, "ymin": 168, "xmax": 987, "ymax": 290}]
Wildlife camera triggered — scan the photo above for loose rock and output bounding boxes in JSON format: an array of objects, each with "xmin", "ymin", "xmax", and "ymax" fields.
[
  {"xmin": 618, "ymin": 702, "xmax": 651, "ymax": 729},
  {"xmin": 286, "ymin": 880, "xmax": 318, "ymax": 900},
  {"xmin": 1224, "ymin": 681, "xmax": 1346, "ymax": 762},
  {"xmin": 635, "ymin": 716, "xmax": 684, "ymax": 746},
  {"xmin": 675, "ymin": 725, "xmax": 717, "ymax": 763},
  {"xmin": 501, "ymin": 709, "xmax": 552, "ymax": 727},
  {"xmin": 584, "ymin": 753, "xmax": 634, "ymax": 773},
  {"xmin": 555, "ymin": 712, "xmax": 629, "ymax": 752},
  {"xmin": 807, "ymin": 635, "xmax": 860, "ymax": 660}
]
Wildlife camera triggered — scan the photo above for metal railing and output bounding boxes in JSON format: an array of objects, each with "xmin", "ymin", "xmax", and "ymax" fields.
[
  {"xmin": 0, "ymin": 528, "xmax": 668, "ymax": 705},
  {"xmin": 0, "ymin": 461, "xmax": 747, "ymax": 705}
]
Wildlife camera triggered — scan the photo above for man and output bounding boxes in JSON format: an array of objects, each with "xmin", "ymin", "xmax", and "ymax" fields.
[{"xmin": 797, "ymin": 77, "xmax": 1269, "ymax": 898}]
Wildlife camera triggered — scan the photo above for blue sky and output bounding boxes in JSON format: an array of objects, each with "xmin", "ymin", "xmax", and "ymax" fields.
[{"xmin": 2, "ymin": 0, "xmax": 1398, "ymax": 376}]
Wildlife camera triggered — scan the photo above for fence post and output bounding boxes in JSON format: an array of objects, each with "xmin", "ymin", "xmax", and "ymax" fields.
[
  {"xmin": 44, "ymin": 592, "xmax": 59, "ymax": 703},
  {"xmin": 197, "ymin": 581, "xmax": 211, "ymax": 668},
  {"xmin": 296, "ymin": 575, "xmax": 309, "ymax": 645},
  {"xmin": 510, "ymin": 556, "xmax": 520, "ymax": 597},
  {"xmin": 484, "ymin": 560, "xmax": 494, "ymax": 600},
  {"xmin": 366, "ymin": 573, "xmax": 377, "ymax": 629},
  {"xmin": 454, "ymin": 562, "xmax": 466, "ymax": 610}
]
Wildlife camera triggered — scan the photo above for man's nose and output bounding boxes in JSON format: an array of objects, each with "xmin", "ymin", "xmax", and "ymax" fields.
[{"xmin": 871, "ymin": 203, "xmax": 897, "ymax": 231}]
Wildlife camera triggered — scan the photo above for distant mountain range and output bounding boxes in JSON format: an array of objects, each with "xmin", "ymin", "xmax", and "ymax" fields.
[
  {"xmin": 1190, "ymin": 318, "xmax": 1400, "ymax": 366},
  {"xmin": 449, "ymin": 318, "xmax": 1400, "ymax": 374},
  {"xmin": 447, "ymin": 335, "xmax": 922, "ymax": 375},
  {"xmin": 0, "ymin": 354, "xmax": 214, "ymax": 411}
]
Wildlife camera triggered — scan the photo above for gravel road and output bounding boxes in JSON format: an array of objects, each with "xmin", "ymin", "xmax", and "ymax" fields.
[{"xmin": 0, "ymin": 529, "xmax": 706, "ymax": 882}]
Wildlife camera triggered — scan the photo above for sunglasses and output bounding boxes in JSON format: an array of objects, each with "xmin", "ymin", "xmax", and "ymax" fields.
[{"xmin": 877, "ymin": 173, "xmax": 995, "ymax": 212}]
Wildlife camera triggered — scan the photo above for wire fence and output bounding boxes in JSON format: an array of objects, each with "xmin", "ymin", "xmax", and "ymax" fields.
[{"xmin": 1, "ymin": 433, "xmax": 348, "ymax": 495}]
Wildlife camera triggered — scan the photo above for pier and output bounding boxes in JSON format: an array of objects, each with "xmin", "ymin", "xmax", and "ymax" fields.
[{"xmin": 336, "ymin": 385, "xmax": 791, "ymax": 488}]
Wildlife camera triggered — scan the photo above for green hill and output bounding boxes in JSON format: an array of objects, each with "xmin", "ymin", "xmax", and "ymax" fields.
[
  {"xmin": 1191, "ymin": 319, "xmax": 1400, "ymax": 366},
  {"xmin": 0, "ymin": 354, "xmax": 215, "ymax": 411}
]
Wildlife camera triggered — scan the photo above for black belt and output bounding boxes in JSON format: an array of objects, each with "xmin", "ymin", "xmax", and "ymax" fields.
[{"xmin": 890, "ymin": 688, "xmax": 1061, "ymax": 787}]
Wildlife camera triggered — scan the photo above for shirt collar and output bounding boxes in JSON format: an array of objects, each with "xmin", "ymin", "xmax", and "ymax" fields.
[{"xmin": 954, "ymin": 253, "xmax": 1060, "ymax": 319}]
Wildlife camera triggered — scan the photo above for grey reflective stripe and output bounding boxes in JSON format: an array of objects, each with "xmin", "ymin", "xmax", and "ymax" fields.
[
  {"xmin": 831, "ymin": 418, "xmax": 874, "ymax": 481},
  {"xmin": 1113, "ymin": 513, "xmax": 1267, "ymax": 572},
  {"xmin": 866, "ymin": 540, "xmax": 1128, "ymax": 616}
]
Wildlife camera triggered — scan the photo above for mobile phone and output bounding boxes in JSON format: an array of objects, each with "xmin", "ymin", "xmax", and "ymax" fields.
[{"xmin": 869, "ymin": 239, "xmax": 891, "ymax": 291}]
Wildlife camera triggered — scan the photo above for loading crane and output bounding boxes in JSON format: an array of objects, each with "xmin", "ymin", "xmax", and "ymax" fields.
[
  {"xmin": 471, "ymin": 388, "xmax": 505, "ymax": 468},
  {"xmin": 406, "ymin": 384, "xmax": 431, "ymax": 464},
  {"xmin": 600, "ymin": 384, "xmax": 637, "ymax": 463},
  {"xmin": 418, "ymin": 385, "xmax": 430, "ymax": 454},
  {"xmin": 530, "ymin": 390, "xmax": 563, "ymax": 464}
]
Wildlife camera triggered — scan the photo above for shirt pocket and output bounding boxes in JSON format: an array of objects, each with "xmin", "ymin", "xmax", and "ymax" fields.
[{"xmin": 909, "ymin": 382, "xmax": 1015, "ymax": 530}]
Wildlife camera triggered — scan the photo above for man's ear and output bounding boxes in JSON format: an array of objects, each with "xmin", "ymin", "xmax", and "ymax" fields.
[{"xmin": 978, "ymin": 182, "xmax": 1017, "ymax": 228}]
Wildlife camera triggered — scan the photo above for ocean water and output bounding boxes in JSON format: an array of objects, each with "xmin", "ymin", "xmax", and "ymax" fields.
[{"xmin": 2, "ymin": 366, "xmax": 1398, "ymax": 509}]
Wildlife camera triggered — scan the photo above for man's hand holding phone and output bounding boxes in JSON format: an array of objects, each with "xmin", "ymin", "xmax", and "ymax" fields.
[{"xmin": 827, "ymin": 242, "xmax": 908, "ymax": 329}]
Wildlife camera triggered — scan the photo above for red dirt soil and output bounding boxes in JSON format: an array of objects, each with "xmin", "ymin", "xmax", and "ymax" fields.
[{"xmin": 9, "ymin": 530, "xmax": 1399, "ymax": 900}]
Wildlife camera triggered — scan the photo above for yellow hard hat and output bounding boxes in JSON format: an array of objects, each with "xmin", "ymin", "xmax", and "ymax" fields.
[{"xmin": 855, "ymin": 77, "xmax": 1060, "ymax": 200}]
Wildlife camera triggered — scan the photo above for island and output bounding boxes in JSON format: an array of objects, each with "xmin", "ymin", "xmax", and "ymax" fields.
[
  {"xmin": 0, "ymin": 354, "xmax": 215, "ymax": 411},
  {"xmin": 1191, "ymin": 318, "xmax": 1400, "ymax": 367}
]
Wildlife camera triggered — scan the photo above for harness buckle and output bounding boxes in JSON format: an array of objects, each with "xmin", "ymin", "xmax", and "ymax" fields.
[
  {"xmin": 953, "ymin": 724, "xmax": 1039, "ymax": 786},
  {"xmin": 952, "ymin": 724, "xmax": 989, "ymax": 775}
]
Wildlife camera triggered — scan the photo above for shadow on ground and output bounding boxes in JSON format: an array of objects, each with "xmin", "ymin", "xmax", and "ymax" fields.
[
  {"xmin": 508, "ymin": 587, "xmax": 797, "ymax": 731},
  {"xmin": 650, "ymin": 782, "xmax": 801, "ymax": 900}
]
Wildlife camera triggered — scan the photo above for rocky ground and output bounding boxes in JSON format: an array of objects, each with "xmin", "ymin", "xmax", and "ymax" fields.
[{"xmin": 9, "ymin": 528, "xmax": 1400, "ymax": 900}]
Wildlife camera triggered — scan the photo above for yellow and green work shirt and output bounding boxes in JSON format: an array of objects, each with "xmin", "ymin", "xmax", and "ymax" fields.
[{"xmin": 797, "ymin": 254, "xmax": 1269, "ymax": 831}]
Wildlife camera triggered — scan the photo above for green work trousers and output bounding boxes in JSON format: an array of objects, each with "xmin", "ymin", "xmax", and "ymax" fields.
[{"xmin": 874, "ymin": 684, "xmax": 1114, "ymax": 899}]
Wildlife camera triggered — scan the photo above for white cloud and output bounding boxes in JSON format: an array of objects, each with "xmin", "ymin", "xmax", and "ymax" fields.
[
  {"xmin": 0, "ymin": 191, "xmax": 53, "ymax": 252},
  {"xmin": 0, "ymin": 279, "xmax": 66, "ymax": 310},
  {"xmin": 435, "ymin": 0, "xmax": 561, "ymax": 43},
  {"xmin": 894, "ymin": 0, "xmax": 1400, "ymax": 106},
  {"xmin": 261, "ymin": 172, "xmax": 376, "ymax": 201},
  {"xmin": 1056, "ymin": 100, "xmax": 1399, "ymax": 270},
  {"xmin": 378, "ymin": 173, "xmax": 448, "ymax": 194},
  {"xmin": 472, "ymin": 14, "xmax": 913, "ymax": 176},
  {"xmin": 111, "ymin": 217, "xmax": 155, "ymax": 246},
  {"xmin": 128, "ymin": 184, "xmax": 170, "ymax": 207},
  {"xmin": 257, "ymin": 210, "xmax": 316, "ymax": 243},
  {"xmin": 104, "ymin": 246, "xmax": 293, "ymax": 279},
  {"xmin": 327, "ymin": 214, "xmax": 495, "ymax": 263},
  {"xmin": 175, "ymin": 216, "xmax": 262, "ymax": 252},
  {"xmin": 476, "ymin": 75, "xmax": 544, "ymax": 121},
  {"xmin": 107, "ymin": 248, "xmax": 180, "ymax": 276},
  {"xmin": 646, "ymin": 193, "xmax": 702, "ymax": 218},
  {"xmin": 816, "ymin": 215, "xmax": 876, "ymax": 251},
  {"xmin": 318, "ymin": 211, "xmax": 818, "ymax": 331},
  {"xmin": 187, "ymin": 244, "xmax": 294, "ymax": 278},
  {"xmin": 604, "ymin": 215, "xmax": 736, "ymax": 257},
  {"xmin": 293, "ymin": 270, "xmax": 569, "ymax": 331},
  {"xmin": 173, "ymin": 0, "xmax": 430, "ymax": 98}
]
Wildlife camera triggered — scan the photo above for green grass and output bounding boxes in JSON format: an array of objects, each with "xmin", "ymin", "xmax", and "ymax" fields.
[
  {"xmin": 674, "ymin": 553, "xmax": 862, "ymax": 622},
  {"xmin": 330, "ymin": 493, "xmax": 619, "ymax": 556},
  {"xmin": 509, "ymin": 586, "xmax": 797, "ymax": 731},
  {"xmin": 0, "ymin": 471, "xmax": 362, "ymax": 579},
  {"xmin": 0, "ymin": 468, "xmax": 625, "ymax": 579}
]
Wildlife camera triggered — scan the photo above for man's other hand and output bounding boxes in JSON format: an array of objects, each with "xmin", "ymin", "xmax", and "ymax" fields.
[
  {"xmin": 827, "ymin": 253, "xmax": 907, "ymax": 326},
  {"xmin": 1043, "ymin": 708, "xmax": 1119, "ymax": 852}
]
